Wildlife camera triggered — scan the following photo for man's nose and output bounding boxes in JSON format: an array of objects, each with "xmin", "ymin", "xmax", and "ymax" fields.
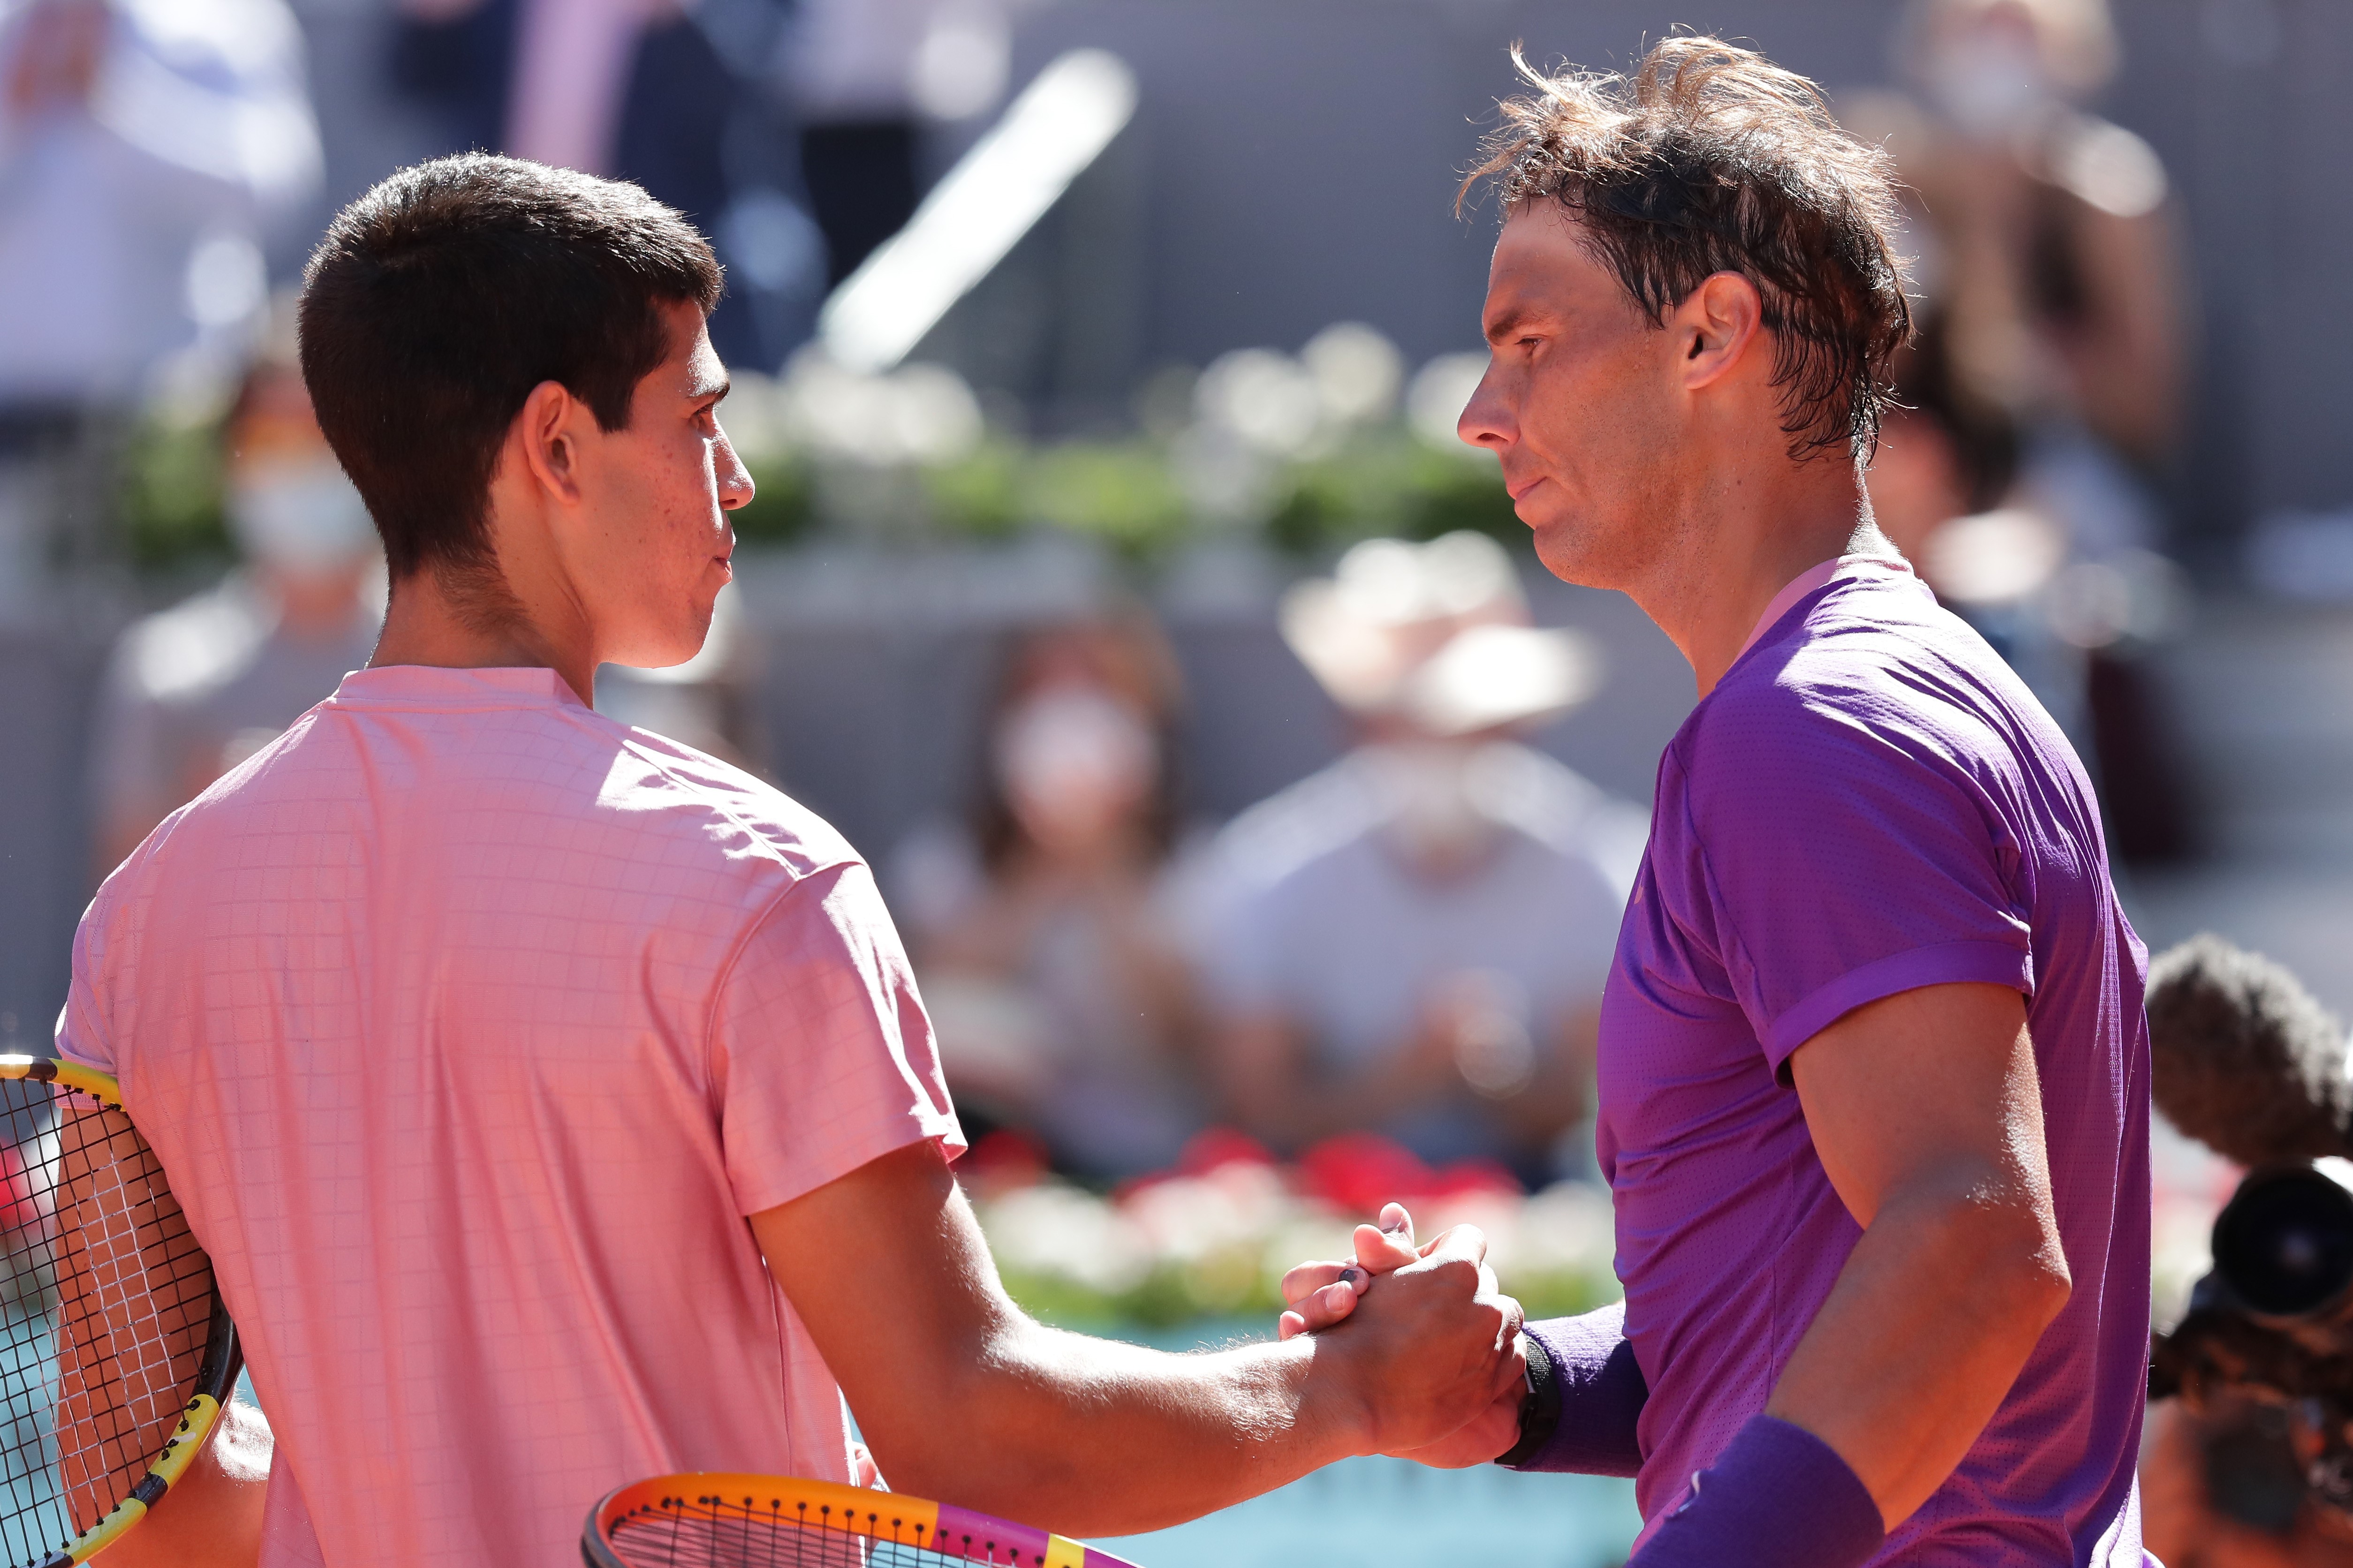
[
  {"xmin": 716, "ymin": 437, "xmax": 755, "ymax": 511},
  {"xmin": 1456, "ymin": 360, "xmax": 1513, "ymax": 450}
]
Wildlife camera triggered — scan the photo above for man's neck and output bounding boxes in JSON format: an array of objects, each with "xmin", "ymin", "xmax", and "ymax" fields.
[
  {"xmin": 368, "ymin": 562, "xmax": 598, "ymax": 706},
  {"xmin": 1623, "ymin": 452, "xmax": 1881, "ymax": 699}
]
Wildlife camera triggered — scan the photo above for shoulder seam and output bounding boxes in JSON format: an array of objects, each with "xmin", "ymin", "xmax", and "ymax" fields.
[{"xmin": 698, "ymin": 860, "xmax": 864, "ymax": 1106}]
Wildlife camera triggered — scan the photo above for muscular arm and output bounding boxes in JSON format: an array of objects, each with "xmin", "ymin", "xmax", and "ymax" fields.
[
  {"xmin": 751, "ymin": 1139, "xmax": 1523, "ymax": 1538},
  {"xmin": 1766, "ymin": 981, "xmax": 2073, "ymax": 1530}
]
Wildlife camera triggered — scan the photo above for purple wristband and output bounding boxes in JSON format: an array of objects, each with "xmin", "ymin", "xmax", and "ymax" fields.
[
  {"xmin": 1628, "ymin": 1414, "xmax": 1884, "ymax": 1568},
  {"xmin": 1506, "ymin": 1303, "xmax": 1647, "ymax": 1476}
]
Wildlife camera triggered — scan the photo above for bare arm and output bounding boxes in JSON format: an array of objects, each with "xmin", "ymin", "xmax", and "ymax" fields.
[
  {"xmin": 53, "ymin": 1101, "xmax": 270, "ymax": 1567},
  {"xmin": 88, "ymin": 1403, "xmax": 272, "ymax": 1568},
  {"xmin": 1766, "ymin": 981, "xmax": 2072, "ymax": 1529},
  {"xmin": 750, "ymin": 1139, "xmax": 1524, "ymax": 1537}
]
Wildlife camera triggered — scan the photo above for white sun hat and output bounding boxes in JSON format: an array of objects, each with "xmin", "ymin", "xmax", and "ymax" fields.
[{"xmin": 1278, "ymin": 532, "xmax": 1601, "ymax": 737}]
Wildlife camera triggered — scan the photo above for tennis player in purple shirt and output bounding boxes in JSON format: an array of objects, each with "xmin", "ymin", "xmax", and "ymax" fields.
[{"xmin": 1283, "ymin": 36, "xmax": 2152, "ymax": 1568}]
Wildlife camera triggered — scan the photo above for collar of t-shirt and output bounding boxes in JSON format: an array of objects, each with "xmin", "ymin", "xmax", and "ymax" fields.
[
  {"xmin": 1734, "ymin": 553, "xmax": 1915, "ymax": 665},
  {"xmin": 325, "ymin": 664, "xmax": 590, "ymax": 710}
]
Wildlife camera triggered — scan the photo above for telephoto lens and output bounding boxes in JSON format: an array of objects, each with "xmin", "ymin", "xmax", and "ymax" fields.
[{"xmin": 2210, "ymin": 1162, "xmax": 2353, "ymax": 1325}]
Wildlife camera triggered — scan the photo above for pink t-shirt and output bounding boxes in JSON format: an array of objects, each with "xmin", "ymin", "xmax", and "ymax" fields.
[{"xmin": 55, "ymin": 665, "xmax": 963, "ymax": 1568}]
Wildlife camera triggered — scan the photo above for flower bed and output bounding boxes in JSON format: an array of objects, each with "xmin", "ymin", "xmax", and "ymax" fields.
[{"xmin": 970, "ymin": 1131, "xmax": 1622, "ymax": 1330}]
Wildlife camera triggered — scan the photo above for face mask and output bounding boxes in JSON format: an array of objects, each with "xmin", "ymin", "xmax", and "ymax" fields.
[
  {"xmin": 1924, "ymin": 30, "xmax": 2055, "ymax": 141},
  {"xmin": 994, "ymin": 686, "xmax": 1158, "ymax": 851},
  {"xmin": 226, "ymin": 458, "xmax": 378, "ymax": 573}
]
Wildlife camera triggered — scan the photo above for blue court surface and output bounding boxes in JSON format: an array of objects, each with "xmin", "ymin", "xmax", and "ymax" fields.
[
  {"xmin": 1086, "ymin": 1454, "xmax": 1639, "ymax": 1568},
  {"xmin": 1082, "ymin": 1320, "xmax": 1641, "ymax": 1568}
]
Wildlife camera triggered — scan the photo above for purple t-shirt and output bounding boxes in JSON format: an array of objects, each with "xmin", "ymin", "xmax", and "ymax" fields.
[{"xmin": 1597, "ymin": 564, "xmax": 2150, "ymax": 1564}]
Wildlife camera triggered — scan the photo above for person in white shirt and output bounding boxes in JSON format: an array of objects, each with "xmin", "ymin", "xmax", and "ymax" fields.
[{"xmin": 1184, "ymin": 531, "xmax": 1644, "ymax": 1180}]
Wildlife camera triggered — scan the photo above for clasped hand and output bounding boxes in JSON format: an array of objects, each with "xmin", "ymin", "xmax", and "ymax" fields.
[{"xmin": 1282, "ymin": 1202, "xmax": 1529, "ymax": 1467}]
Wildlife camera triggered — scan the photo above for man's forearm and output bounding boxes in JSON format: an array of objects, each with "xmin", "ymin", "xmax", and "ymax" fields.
[
  {"xmin": 1627, "ymin": 1188, "xmax": 2062, "ymax": 1568},
  {"xmin": 1760, "ymin": 1183, "xmax": 2069, "ymax": 1528},
  {"xmin": 764, "ymin": 1141, "xmax": 1520, "ymax": 1540},
  {"xmin": 891, "ymin": 1321, "xmax": 1360, "ymax": 1538}
]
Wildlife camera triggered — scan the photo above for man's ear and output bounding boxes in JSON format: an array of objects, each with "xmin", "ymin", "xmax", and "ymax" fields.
[
  {"xmin": 1672, "ymin": 271, "xmax": 1765, "ymax": 393},
  {"xmin": 513, "ymin": 379, "xmax": 588, "ymax": 506}
]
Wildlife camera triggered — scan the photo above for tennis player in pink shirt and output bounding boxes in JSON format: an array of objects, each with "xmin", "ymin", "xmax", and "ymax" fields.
[{"xmin": 56, "ymin": 155, "xmax": 1525, "ymax": 1568}]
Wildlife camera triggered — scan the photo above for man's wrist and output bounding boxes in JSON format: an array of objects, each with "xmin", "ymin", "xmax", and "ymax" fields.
[
  {"xmin": 1499, "ymin": 1305, "xmax": 1645, "ymax": 1475},
  {"xmin": 1281, "ymin": 1330, "xmax": 1380, "ymax": 1464},
  {"xmin": 1493, "ymin": 1332, "xmax": 1560, "ymax": 1466}
]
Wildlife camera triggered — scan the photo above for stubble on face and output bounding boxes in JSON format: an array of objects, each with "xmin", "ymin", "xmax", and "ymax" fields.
[{"xmin": 1464, "ymin": 207, "xmax": 1687, "ymax": 592}]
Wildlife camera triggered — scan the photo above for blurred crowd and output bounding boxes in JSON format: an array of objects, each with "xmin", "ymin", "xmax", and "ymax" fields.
[
  {"xmin": 3, "ymin": 0, "xmax": 2212, "ymax": 1164},
  {"xmin": 1, "ymin": 0, "xmax": 2308, "ymax": 1548},
  {"xmin": 889, "ymin": 533, "xmax": 1641, "ymax": 1188}
]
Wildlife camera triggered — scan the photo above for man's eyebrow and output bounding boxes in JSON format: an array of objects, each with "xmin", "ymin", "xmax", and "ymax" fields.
[
  {"xmin": 1483, "ymin": 308, "xmax": 1531, "ymax": 346},
  {"xmin": 691, "ymin": 373, "xmax": 732, "ymax": 402}
]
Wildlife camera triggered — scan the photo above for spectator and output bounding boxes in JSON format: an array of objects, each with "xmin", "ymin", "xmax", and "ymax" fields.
[
  {"xmin": 389, "ymin": 0, "xmax": 823, "ymax": 367},
  {"xmin": 1866, "ymin": 308, "xmax": 2198, "ymax": 861},
  {"xmin": 890, "ymin": 613, "xmax": 1206, "ymax": 1180},
  {"xmin": 782, "ymin": 0, "xmax": 1010, "ymax": 286},
  {"xmin": 1855, "ymin": 0, "xmax": 2204, "ymax": 862},
  {"xmin": 1884, "ymin": 0, "xmax": 2187, "ymax": 544},
  {"xmin": 91, "ymin": 352, "xmax": 380, "ymax": 872},
  {"xmin": 1898, "ymin": 0, "xmax": 2185, "ymax": 460},
  {"xmin": 1182, "ymin": 532, "xmax": 1643, "ymax": 1185},
  {"xmin": 0, "ymin": 0, "xmax": 319, "ymax": 617}
]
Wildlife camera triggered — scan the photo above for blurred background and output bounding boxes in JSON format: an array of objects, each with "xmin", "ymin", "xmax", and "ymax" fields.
[{"xmin": 0, "ymin": 0, "xmax": 2344, "ymax": 1560}]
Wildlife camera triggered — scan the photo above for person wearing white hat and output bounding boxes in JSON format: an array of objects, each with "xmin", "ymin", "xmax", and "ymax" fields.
[{"xmin": 1179, "ymin": 529, "xmax": 1644, "ymax": 1180}]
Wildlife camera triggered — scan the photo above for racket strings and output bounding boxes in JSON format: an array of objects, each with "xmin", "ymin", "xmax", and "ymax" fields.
[
  {"xmin": 0, "ymin": 1089, "xmax": 215, "ymax": 1567},
  {"xmin": 605, "ymin": 1494, "xmax": 1001, "ymax": 1568}
]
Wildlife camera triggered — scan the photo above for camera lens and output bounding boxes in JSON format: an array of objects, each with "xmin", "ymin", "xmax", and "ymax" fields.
[{"xmin": 2213, "ymin": 1167, "xmax": 2353, "ymax": 1322}]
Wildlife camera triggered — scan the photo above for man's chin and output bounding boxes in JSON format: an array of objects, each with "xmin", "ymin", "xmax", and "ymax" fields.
[{"xmin": 1520, "ymin": 511, "xmax": 1604, "ymax": 588}]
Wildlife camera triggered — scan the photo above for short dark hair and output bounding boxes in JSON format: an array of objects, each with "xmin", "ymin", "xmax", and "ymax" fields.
[
  {"xmin": 1465, "ymin": 36, "xmax": 1913, "ymax": 459},
  {"xmin": 298, "ymin": 155, "xmax": 723, "ymax": 580}
]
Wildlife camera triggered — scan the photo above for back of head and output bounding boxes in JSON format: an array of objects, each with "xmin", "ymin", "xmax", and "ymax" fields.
[
  {"xmin": 298, "ymin": 155, "xmax": 723, "ymax": 583},
  {"xmin": 1465, "ymin": 36, "xmax": 1912, "ymax": 460}
]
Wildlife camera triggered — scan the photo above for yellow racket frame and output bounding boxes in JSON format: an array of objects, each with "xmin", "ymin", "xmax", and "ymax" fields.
[
  {"xmin": 0, "ymin": 1054, "xmax": 238, "ymax": 1567},
  {"xmin": 586, "ymin": 1473, "xmax": 1138, "ymax": 1568}
]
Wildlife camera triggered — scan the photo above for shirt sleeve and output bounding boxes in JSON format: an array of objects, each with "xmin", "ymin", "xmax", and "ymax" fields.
[
  {"xmin": 53, "ymin": 888, "xmax": 119, "ymax": 1075},
  {"xmin": 707, "ymin": 860, "xmax": 965, "ymax": 1217},
  {"xmin": 1662, "ymin": 695, "xmax": 2035, "ymax": 1076}
]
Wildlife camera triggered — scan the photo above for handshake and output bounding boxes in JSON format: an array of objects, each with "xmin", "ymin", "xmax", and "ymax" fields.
[{"xmin": 1276, "ymin": 1201, "xmax": 1532, "ymax": 1468}]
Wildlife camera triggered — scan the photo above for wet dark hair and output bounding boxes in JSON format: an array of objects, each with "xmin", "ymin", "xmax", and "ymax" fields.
[
  {"xmin": 297, "ymin": 154, "xmax": 723, "ymax": 585},
  {"xmin": 1465, "ymin": 36, "xmax": 1913, "ymax": 459}
]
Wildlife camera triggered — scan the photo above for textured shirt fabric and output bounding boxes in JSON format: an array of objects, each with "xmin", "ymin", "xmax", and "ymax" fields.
[
  {"xmin": 1596, "ymin": 561, "xmax": 2150, "ymax": 1564},
  {"xmin": 55, "ymin": 664, "xmax": 962, "ymax": 1568}
]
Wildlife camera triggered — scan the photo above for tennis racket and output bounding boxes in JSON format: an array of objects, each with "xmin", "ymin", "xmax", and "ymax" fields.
[
  {"xmin": 584, "ymin": 1474, "xmax": 1147, "ymax": 1568},
  {"xmin": 0, "ymin": 1054, "xmax": 240, "ymax": 1568}
]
